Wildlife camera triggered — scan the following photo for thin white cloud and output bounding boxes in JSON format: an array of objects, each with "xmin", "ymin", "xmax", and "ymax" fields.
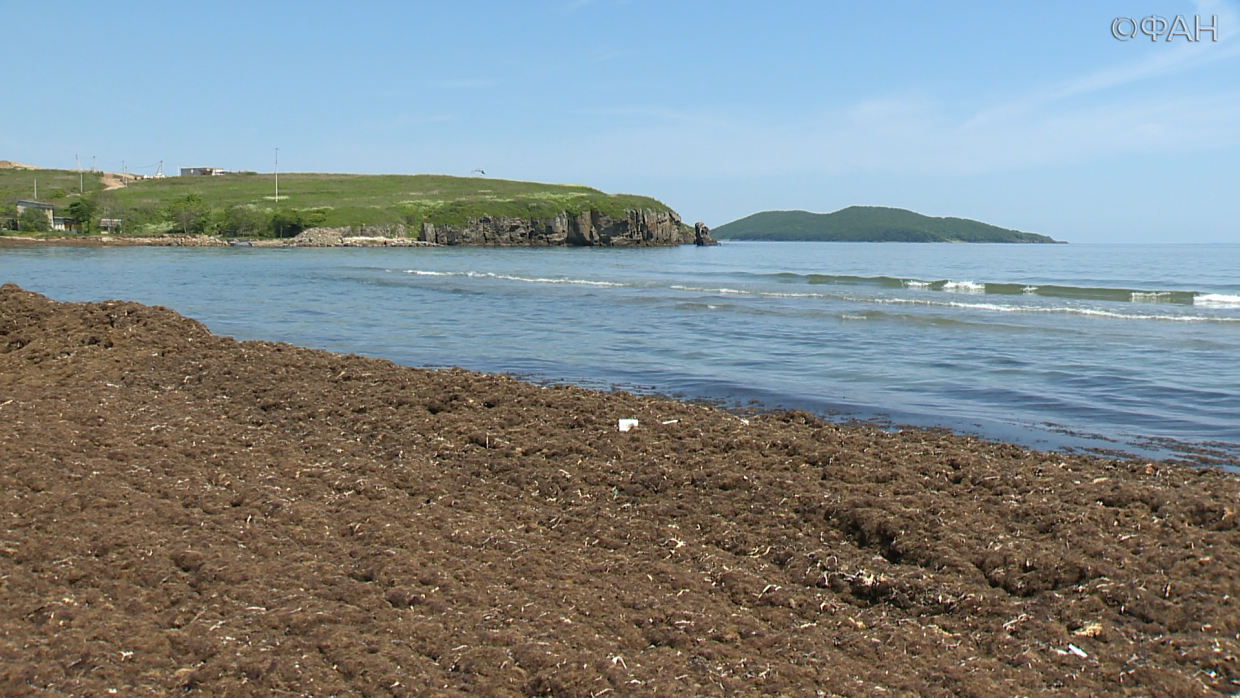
[
  {"xmin": 519, "ymin": 2, "xmax": 1240, "ymax": 180},
  {"xmin": 967, "ymin": 1, "xmax": 1240, "ymax": 131}
]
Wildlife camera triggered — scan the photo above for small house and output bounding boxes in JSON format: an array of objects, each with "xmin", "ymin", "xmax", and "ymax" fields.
[
  {"xmin": 180, "ymin": 167, "xmax": 226, "ymax": 176},
  {"xmin": 52, "ymin": 216, "xmax": 82, "ymax": 233}
]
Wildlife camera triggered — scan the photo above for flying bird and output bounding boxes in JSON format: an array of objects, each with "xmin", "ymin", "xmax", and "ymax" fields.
[{"xmin": 471, "ymin": 168, "xmax": 486, "ymax": 176}]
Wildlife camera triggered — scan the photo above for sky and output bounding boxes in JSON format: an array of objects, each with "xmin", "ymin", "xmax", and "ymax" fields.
[{"xmin": 2, "ymin": 1, "xmax": 1238, "ymax": 243}]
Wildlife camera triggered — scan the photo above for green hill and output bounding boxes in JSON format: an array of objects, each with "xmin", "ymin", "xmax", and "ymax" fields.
[
  {"xmin": 711, "ymin": 206, "xmax": 1062, "ymax": 243},
  {"xmin": 1, "ymin": 168, "xmax": 673, "ymax": 238}
]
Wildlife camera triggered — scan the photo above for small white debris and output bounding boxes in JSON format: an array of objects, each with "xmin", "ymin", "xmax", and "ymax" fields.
[
  {"xmin": 661, "ymin": 419, "xmax": 679, "ymax": 425},
  {"xmin": 1067, "ymin": 644, "xmax": 1088, "ymax": 658},
  {"xmin": 618, "ymin": 419, "xmax": 639, "ymax": 432}
]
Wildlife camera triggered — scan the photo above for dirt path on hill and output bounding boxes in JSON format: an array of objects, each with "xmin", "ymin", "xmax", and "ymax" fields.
[
  {"xmin": 99, "ymin": 172, "xmax": 126, "ymax": 190},
  {"xmin": 1, "ymin": 284, "xmax": 1237, "ymax": 697}
]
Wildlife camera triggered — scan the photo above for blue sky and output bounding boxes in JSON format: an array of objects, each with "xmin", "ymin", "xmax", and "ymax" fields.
[{"xmin": 3, "ymin": 1, "xmax": 1238, "ymax": 242}]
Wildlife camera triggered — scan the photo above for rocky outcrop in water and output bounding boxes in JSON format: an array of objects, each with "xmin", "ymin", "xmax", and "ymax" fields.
[
  {"xmin": 419, "ymin": 209, "xmax": 694, "ymax": 247},
  {"xmin": 694, "ymin": 221, "xmax": 719, "ymax": 246}
]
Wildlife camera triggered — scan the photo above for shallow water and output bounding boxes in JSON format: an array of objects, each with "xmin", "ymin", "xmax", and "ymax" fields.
[{"xmin": 3, "ymin": 242, "xmax": 1238, "ymax": 462}]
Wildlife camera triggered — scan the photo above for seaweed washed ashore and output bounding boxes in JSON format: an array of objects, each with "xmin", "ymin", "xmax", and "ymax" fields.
[{"xmin": 1, "ymin": 284, "xmax": 1238, "ymax": 696}]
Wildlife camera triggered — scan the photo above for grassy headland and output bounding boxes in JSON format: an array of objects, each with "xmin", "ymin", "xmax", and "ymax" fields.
[
  {"xmin": 1, "ymin": 168, "xmax": 674, "ymax": 238},
  {"xmin": 713, "ymin": 206, "xmax": 1062, "ymax": 243}
]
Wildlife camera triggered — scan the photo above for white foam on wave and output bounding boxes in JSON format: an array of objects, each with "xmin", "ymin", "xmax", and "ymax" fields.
[
  {"xmin": 1022, "ymin": 286, "xmax": 1039, "ymax": 294},
  {"xmin": 1195, "ymin": 293, "xmax": 1240, "ymax": 307},
  {"xmin": 902, "ymin": 280, "xmax": 932, "ymax": 290},
  {"xmin": 942, "ymin": 280, "xmax": 985, "ymax": 294},
  {"xmin": 482, "ymin": 272, "xmax": 625, "ymax": 287},
  {"xmin": 1131, "ymin": 291, "xmax": 1175, "ymax": 303},
  {"xmin": 671, "ymin": 284, "xmax": 831, "ymax": 299},
  {"xmin": 401, "ymin": 270, "xmax": 625, "ymax": 286},
  {"xmin": 874, "ymin": 297, "xmax": 1240, "ymax": 322}
]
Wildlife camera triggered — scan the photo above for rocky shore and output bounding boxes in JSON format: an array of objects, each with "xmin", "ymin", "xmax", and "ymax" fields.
[
  {"xmin": 419, "ymin": 210, "xmax": 717, "ymax": 247},
  {"xmin": 1, "ymin": 285, "xmax": 1237, "ymax": 696},
  {"xmin": 0, "ymin": 210, "xmax": 719, "ymax": 249}
]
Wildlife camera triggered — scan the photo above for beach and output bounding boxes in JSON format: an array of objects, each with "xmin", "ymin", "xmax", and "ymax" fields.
[{"xmin": 2, "ymin": 283, "xmax": 1238, "ymax": 696}]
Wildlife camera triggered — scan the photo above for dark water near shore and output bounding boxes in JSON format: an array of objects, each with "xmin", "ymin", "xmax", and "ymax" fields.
[{"xmin": 3, "ymin": 242, "xmax": 1238, "ymax": 464}]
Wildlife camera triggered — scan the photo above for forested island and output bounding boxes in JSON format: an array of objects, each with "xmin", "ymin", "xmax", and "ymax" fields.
[{"xmin": 711, "ymin": 206, "xmax": 1062, "ymax": 243}]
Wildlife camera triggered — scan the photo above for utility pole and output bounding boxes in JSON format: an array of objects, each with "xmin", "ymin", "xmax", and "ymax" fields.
[{"xmin": 92, "ymin": 155, "xmax": 97, "ymax": 172}]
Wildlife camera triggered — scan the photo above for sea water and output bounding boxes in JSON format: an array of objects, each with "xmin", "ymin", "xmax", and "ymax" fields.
[{"xmin": 2, "ymin": 242, "xmax": 1238, "ymax": 464}]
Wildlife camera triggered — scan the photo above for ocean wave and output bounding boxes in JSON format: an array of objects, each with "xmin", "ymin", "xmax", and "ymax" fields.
[
  {"xmin": 668, "ymin": 284, "xmax": 1239, "ymax": 321},
  {"xmin": 393, "ymin": 270, "xmax": 1238, "ymax": 322},
  {"xmin": 753, "ymin": 271, "xmax": 1218, "ymax": 305},
  {"xmin": 399, "ymin": 269, "xmax": 626, "ymax": 287},
  {"xmin": 670, "ymin": 285, "xmax": 832, "ymax": 299},
  {"xmin": 1195, "ymin": 293, "xmax": 1240, "ymax": 307},
  {"xmin": 942, "ymin": 281, "xmax": 985, "ymax": 294},
  {"xmin": 873, "ymin": 297, "xmax": 1240, "ymax": 323}
]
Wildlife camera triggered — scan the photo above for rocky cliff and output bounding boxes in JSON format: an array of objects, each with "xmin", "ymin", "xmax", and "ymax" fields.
[{"xmin": 419, "ymin": 209, "xmax": 698, "ymax": 247}]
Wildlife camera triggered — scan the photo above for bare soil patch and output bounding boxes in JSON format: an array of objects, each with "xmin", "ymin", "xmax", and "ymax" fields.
[{"xmin": 1, "ymin": 284, "xmax": 1237, "ymax": 696}]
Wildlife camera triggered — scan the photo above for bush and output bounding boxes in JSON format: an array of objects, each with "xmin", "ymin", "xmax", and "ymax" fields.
[
  {"xmin": 165, "ymin": 194, "xmax": 212, "ymax": 235},
  {"xmin": 221, "ymin": 205, "xmax": 269, "ymax": 237},
  {"xmin": 18, "ymin": 207, "xmax": 51, "ymax": 232},
  {"xmin": 270, "ymin": 208, "xmax": 328, "ymax": 238}
]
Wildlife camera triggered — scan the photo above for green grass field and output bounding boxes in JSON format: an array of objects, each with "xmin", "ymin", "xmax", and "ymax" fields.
[
  {"xmin": 2, "ymin": 169, "xmax": 674, "ymax": 237},
  {"xmin": 0, "ymin": 168, "xmax": 106, "ymax": 205}
]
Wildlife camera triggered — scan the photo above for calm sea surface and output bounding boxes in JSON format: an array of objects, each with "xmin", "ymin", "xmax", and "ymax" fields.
[{"xmin": 3, "ymin": 242, "xmax": 1238, "ymax": 463}]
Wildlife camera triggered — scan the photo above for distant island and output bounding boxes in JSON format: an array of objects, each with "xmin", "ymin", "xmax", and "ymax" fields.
[{"xmin": 711, "ymin": 206, "xmax": 1063, "ymax": 243}]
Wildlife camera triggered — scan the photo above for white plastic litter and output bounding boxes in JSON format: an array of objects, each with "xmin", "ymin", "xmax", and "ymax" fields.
[{"xmin": 618, "ymin": 419, "xmax": 639, "ymax": 432}]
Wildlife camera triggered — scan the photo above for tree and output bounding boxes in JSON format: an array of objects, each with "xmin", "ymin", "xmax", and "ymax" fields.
[
  {"xmin": 269, "ymin": 208, "xmax": 327, "ymax": 238},
  {"xmin": 0, "ymin": 203, "xmax": 16, "ymax": 231},
  {"xmin": 165, "ymin": 194, "xmax": 212, "ymax": 235},
  {"xmin": 222, "ymin": 205, "xmax": 269, "ymax": 237},
  {"xmin": 67, "ymin": 197, "xmax": 98, "ymax": 234},
  {"xmin": 18, "ymin": 207, "xmax": 51, "ymax": 232}
]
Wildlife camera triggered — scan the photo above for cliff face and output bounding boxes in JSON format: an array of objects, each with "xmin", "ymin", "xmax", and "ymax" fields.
[{"xmin": 419, "ymin": 209, "xmax": 695, "ymax": 247}]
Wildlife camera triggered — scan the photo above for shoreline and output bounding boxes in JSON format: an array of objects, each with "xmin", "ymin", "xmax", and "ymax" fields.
[
  {"xmin": 2, "ymin": 284, "xmax": 1239, "ymax": 695},
  {"xmin": 3, "ymin": 240, "xmax": 1234, "ymax": 467},
  {"xmin": 0, "ymin": 233, "xmax": 440, "ymax": 248}
]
